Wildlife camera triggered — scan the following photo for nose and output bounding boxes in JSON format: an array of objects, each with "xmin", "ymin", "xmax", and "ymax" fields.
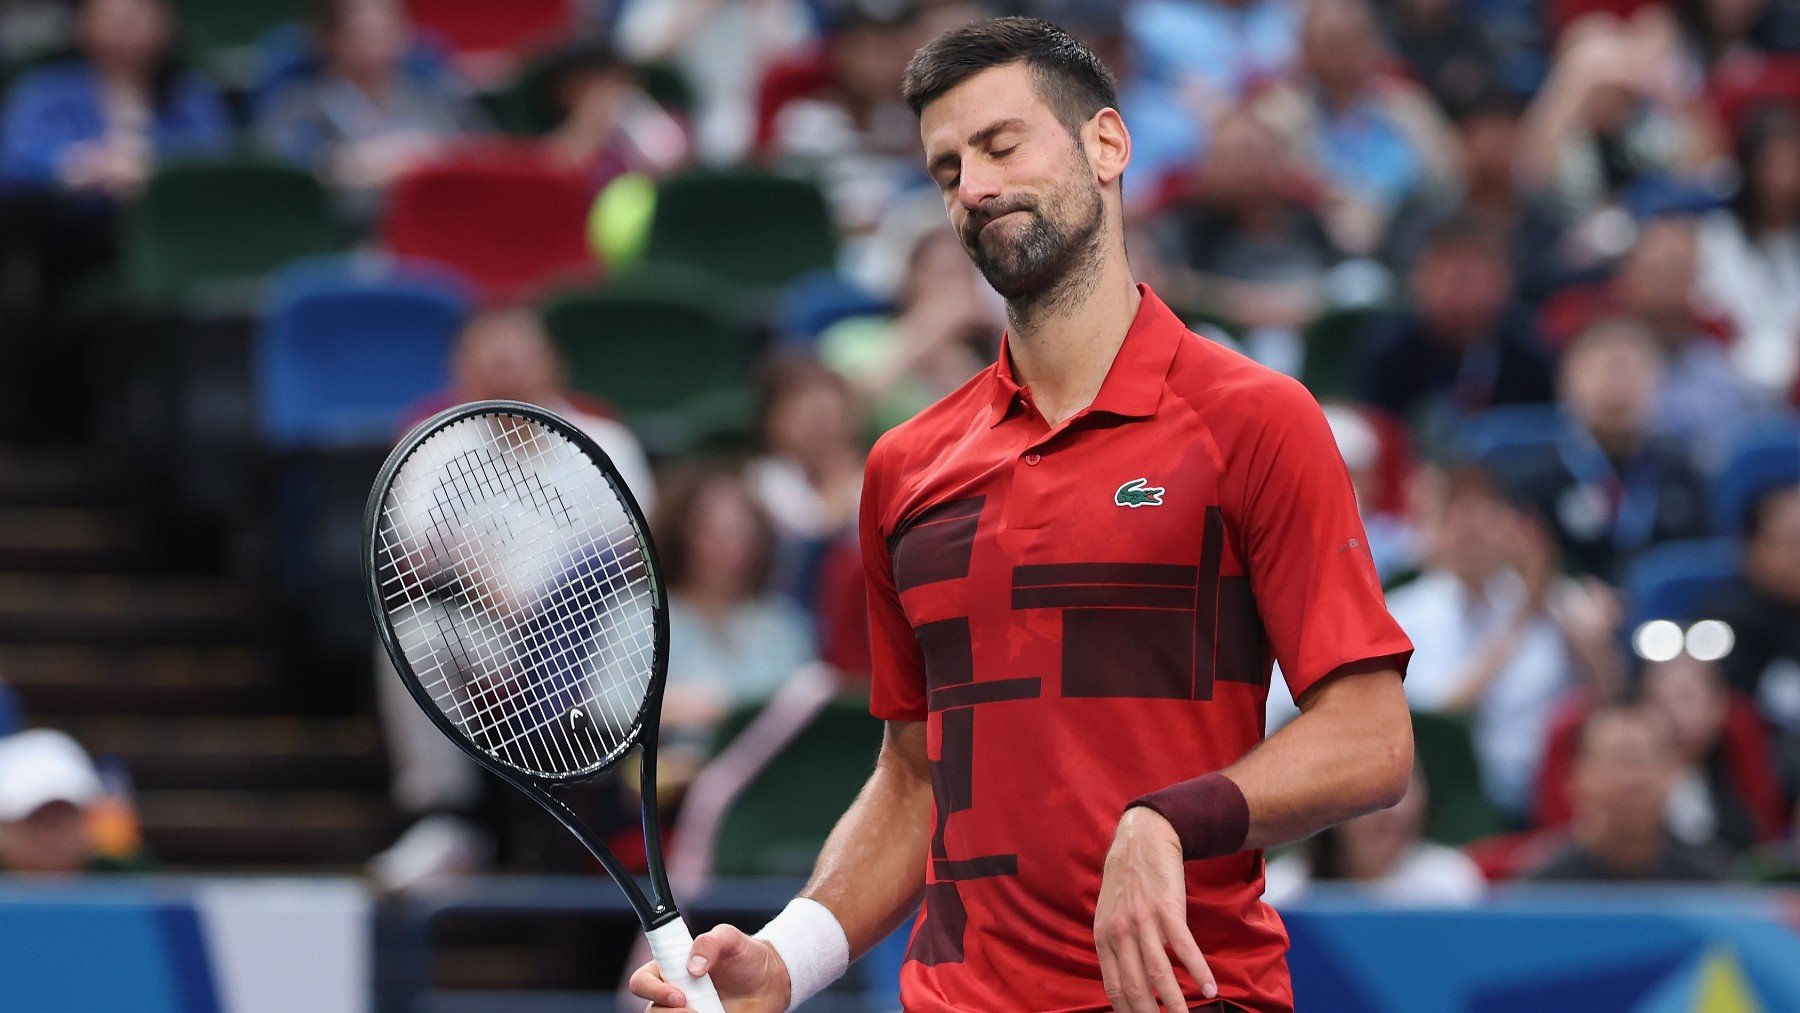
[{"xmin": 957, "ymin": 158, "xmax": 1004, "ymax": 211}]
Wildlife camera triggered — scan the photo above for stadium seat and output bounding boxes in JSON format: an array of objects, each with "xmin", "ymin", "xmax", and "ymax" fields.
[
  {"xmin": 774, "ymin": 271, "xmax": 892, "ymax": 347},
  {"xmin": 751, "ymin": 52, "xmax": 835, "ymax": 157},
  {"xmin": 642, "ymin": 168, "xmax": 838, "ymax": 293},
  {"xmin": 175, "ymin": 0, "xmax": 311, "ymax": 83},
  {"xmin": 1299, "ymin": 307, "xmax": 1378, "ymax": 400},
  {"xmin": 382, "ymin": 141, "xmax": 598, "ymax": 300},
  {"xmin": 541, "ymin": 264, "xmax": 753, "ymax": 449},
  {"xmin": 255, "ymin": 256, "xmax": 473, "ymax": 449},
  {"xmin": 1714, "ymin": 415, "xmax": 1800, "ymax": 536},
  {"xmin": 123, "ymin": 158, "xmax": 343, "ymax": 310},
  {"xmin": 1620, "ymin": 537, "xmax": 1740, "ymax": 628},
  {"xmin": 1411, "ymin": 711, "xmax": 1506, "ymax": 846},
  {"xmin": 402, "ymin": 0, "xmax": 572, "ymax": 64},
  {"xmin": 1448, "ymin": 403, "xmax": 1564, "ymax": 473},
  {"xmin": 708, "ymin": 694, "xmax": 883, "ymax": 877}
]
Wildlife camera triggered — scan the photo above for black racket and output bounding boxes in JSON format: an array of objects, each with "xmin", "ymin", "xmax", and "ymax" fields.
[{"xmin": 364, "ymin": 399, "xmax": 725, "ymax": 1012}]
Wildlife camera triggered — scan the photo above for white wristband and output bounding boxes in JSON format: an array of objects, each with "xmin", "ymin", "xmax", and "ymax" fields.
[{"xmin": 753, "ymin": 897, "xmax": 850, "ymax": 1010}]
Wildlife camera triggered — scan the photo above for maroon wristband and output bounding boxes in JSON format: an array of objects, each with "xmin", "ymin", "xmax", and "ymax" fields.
[{"xmin": 1126, "ymin": 772, "xmax": 1249, "ymax": 861}]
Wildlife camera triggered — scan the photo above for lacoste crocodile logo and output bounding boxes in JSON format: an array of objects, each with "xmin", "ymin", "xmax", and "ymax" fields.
[{"xmin": 1114, "ymin": 478, "xmax": 1165, "ymax": 508}]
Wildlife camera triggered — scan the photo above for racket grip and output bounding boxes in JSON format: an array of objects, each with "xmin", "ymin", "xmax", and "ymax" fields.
[{"xmin": 647, "ymin": 918, "xmax": 728, "ymax": 1013}]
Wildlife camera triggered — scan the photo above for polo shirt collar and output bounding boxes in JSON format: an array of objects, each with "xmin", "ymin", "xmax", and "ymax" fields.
[{"xmin": 987, "ymin": 283, "xmax": 1185, "ymax": 428}]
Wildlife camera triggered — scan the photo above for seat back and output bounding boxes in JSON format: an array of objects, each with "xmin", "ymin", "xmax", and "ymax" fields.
[
  {"xmin": 644, "ymin": 168, "xmax": 837, "ymax": 291},
  {"xmin": 403, "ymin": 0, "xmax": 572, "ymax": 59},
  {"xmin": 1715, "ymin": 416, "xmax": 1800, "ymax": 537},
  {"xmin": 1621, "ymin": 537, "xmax": 1741, "ymax": 628},
  {"xmin": 710, "ymin": 696, "xmax": 883, "ymax": 877},
  {"xmin": 542, "ymin": 264, "xmax": 751, "ymax": 425},
  {"xmin": 1412, "ymin": 710, "xmax": 1506, "ymax": 846},
  {"xmin": 256, "ymin": 257, "xmax": 471, "ymax": 449},
  {"xmin": 124, "ymin": 158, "xmax": 341, "ymax": 307},
  {"xmin": 382, "ymin": 141, "xmax": 597, "ymax": 299}
]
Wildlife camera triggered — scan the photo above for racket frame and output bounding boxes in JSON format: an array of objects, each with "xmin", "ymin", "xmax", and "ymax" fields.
[{"xmin": 364, "ymin": 398, "xmax": 683, "ymax": 931}]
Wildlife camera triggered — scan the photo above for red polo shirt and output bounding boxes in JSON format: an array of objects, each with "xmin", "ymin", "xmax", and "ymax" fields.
[{"xmin": 858, "ymin": 285, "xmax": 1412, "ymax": 1012}]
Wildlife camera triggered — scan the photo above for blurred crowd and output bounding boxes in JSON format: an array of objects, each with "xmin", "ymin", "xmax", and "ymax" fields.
[{"xmin": 0, "ymin": 0, "xmax": 1799, "ymax": 903}]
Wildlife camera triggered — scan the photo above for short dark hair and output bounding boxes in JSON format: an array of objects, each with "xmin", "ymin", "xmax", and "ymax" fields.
[{"xmin": 901, "ymin": 16, "xmax": 1118, "ymax": 134}]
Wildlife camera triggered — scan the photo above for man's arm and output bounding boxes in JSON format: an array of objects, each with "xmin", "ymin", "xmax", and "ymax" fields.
[
  {"xmin": 1094, "ymin": 668, "xmax": 1411, "ymax": 1013},
  {"xmin": 629, "ymin": 719, "xmax": 931, "ymax": 1012}
]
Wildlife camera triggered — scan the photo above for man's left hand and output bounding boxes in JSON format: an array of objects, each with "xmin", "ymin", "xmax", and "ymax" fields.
[{"xmin": 1094, "ymin": 807, "xmax": 1215, "ymax": 1012}]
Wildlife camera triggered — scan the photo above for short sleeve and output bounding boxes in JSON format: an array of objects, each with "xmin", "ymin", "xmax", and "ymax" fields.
[
  {"xmin": 1233, "ymin": 380, "xmax": 1412, "ymax": 703},
  {"xmin": 860, "ymin": 441, "xmax": 928, "ymax": 721}
]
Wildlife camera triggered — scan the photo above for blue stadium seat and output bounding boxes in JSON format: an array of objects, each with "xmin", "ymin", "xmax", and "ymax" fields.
[
  {"xmin": 1714, "ymin": 415, "xmax": 1800, "ymax": 537},
  {"xmin": 773, "ymin": 270, "xmax": 892, "ymax": 348},
  {"xmin": 1448, "ymin": 403, "xmax": 1564, "ymax": 471},
  {"xmin": 1621, "ymin": 537, "xmax": 1741, "ymax": 628},
  {"xmin": 255, "ymin": 257, "xmax": 474, "ymax": 450}
]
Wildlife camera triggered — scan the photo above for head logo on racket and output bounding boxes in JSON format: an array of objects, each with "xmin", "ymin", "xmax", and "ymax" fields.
[{"xmin": 1114, "ymin": 478, "xmax": 1165, "ymax": 508}]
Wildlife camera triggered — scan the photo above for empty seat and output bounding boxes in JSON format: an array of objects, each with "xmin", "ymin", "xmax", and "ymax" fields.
[
  {"xmin": 256, "ymin": 256, "xmax": 472, "ymax": 449},
  {"xmin": 124, "ymin": 158, "xmax": 342, "ymax": 309},
  {"xmin": 403, "ymin": 0, "xmax": 571, "ymax": 63},
  {"xmin": 1411, "ymin": 710, "xmax": 1506, "ymax": 846},
  {"xmin": 541, "ymin": 264, "xmax": 752, "ymax": 448},
  {"xmin": 643, "ymin": 168, "xmax": 837, "ymax": 293},
  {"xmin": 381, "ymin": 140, "xmax": 598, "ymax": 300},
  {"xmin": 1715, "ymin": 415, "xmax": 1800, "ymax": 536},
  {"xmin": 1620, "ymin": 537, "xmax": 1741, "ymax": 628}
]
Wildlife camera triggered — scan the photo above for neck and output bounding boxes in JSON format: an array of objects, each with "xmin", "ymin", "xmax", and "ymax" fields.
[{"xmin": 1003, "ymin": 238, "xmax": 1140, "ymax": 428}]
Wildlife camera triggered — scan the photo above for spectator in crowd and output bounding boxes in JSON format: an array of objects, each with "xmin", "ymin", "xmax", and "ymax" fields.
[
  {"xmin": 1518, "ymin": 8, "xmax": 1725, "ymax": 224},
  {"xmin": 818, "ymin": 226, "xmax": 1000, "ymax": 433},
  {"xmin": 1157, "ymin": 107, "xmax": 1341, "ymax": 345},
  {"xmin": 401, "ymin": 306, "xmax": 656, "ymax": 508},
  {"xmin": 1696, "ymin": 105, "xmax": 1800, "ymax": 400},
  {"xmin": 1127, "ymin": 0, "xmax": 1301, "ymax": 132},
  {"xmin": 534, "ymin": 40, "xmax": 692, "ymax": 189},
  {"xmin": 1386, "ymin": 464, "xmax": 1579, "ymax": 818},
  {"xmin": 1382, "ymin": 90, "xmax": 1578, "ymax": 304},
  {"xmin": 767, "ymin": 0, "xmax": 930, "ymax": 248},
  {"xmin": 1251, "ymin": 0, "xmax": 1457, "ymax": 254},
  {"xmin": 1264, "ymin": 765, "xmax": 1487, "ymax": 905},
  {"xmin": 1323, "ymin": 403, "xmax": 1420, "ymax": 581},
  {"xmin": 1674, "ymin": 0, "xmax": 1792, "ymax": 69},
  {"xmin": 0, "ymin": 0, "xmax": 230, "ymax": 199},
  {"xmin": 256, "ymin": 0, "xmax": 486, "ymax": 208},
  {"xmin": 1710, "ymin": 483, "xmax": 1800, "ymax": 778},
  {"xmin": 1358, "ymin": 217, "xmax": 1556, "ymax": 444},
  {"xmin": 0, "ymin": 730, "xmax": 146, "ymax": 874},
  {"xmin": 613, "ymin": 0, "xmax": 819, "ymax": 164},
  {"xmin": 1527, "ymin": 703, "xmax": 1727, "ymax": 881},
  {"xmin": 1380, "ymin": 0, "xmax": 1503, "ymax": 113},
  {"xmin": 747, "ymin": 358, "xmax": 868, "ymax": 554},
  {"xmin": 1509, "ymin": 318, "xmax": 1710, "ymax": 580},
  {"xmin": 653, "ymin": 465, "xmax": 817, "ymax": 766},
  {"xmin": 1642, "ymin": 648, "xmax": 1788, "ymax": 851}
]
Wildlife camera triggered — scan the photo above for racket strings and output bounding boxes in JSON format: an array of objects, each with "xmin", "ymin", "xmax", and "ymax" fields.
[{"xmin": 375, "ymin": 413, "xmax": 658, "ymax": 778}]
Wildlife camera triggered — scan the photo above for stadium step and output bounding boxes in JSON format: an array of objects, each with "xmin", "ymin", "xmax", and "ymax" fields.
[
  {"xmin": 56, "ymin": 715, "xmax": 386, "ymax": 791},
  {"xmin": 135, "ymin": 789, "xmax": 392, "ymax": 868},
  {"xmin": 0, "ymin": 645, "xmax": 274, "ymax": 716},
  {"xmin": 0, "ymin": 573, "xmax": 258, "ymax": 644},
  {"xmin": 0, "ymin": 507, "xmax": 146, "ymax": 573}
]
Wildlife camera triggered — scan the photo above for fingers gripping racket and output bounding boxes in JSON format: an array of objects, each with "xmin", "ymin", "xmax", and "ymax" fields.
[{"xmin": 364, "ymin": 400, "xmax": 725, "ymax": 1012}]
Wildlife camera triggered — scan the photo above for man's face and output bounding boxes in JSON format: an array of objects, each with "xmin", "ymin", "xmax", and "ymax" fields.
[
  {"xmin": 1748, "ymin": 488, "xmax": 1800, "ymax": 604},
  {"xmin": 1559, "ymin": 332, "xmax": 1660, "ymax": 445},
  {"xmin": 920, "ymin": 63, "xmax": 1106, "ymax": 301},
  {"xmin": 1573, "ymin": 712, "xmax": 1675, "ymax": 839}
]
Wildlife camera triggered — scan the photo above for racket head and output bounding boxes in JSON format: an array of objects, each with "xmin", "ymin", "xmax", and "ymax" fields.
[{"xmin": 364, "ymin": 399, "xmax": 668, "ymax": 786}]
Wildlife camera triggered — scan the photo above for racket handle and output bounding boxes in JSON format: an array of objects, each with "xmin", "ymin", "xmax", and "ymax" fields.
[{"xmin": 647, "ymin": 917, "xmax": 728, "ymax": 1013}]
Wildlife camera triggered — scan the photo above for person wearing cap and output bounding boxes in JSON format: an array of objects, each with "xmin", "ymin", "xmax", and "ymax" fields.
[{"xmin": 0, "ymin": 729, "xmax": 146, "ymax": 875}]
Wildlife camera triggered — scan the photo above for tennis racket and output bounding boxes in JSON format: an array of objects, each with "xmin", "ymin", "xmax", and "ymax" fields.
[{"xmin": 363, "ymin": 399, "xmax": 725, "ymax": 1012}]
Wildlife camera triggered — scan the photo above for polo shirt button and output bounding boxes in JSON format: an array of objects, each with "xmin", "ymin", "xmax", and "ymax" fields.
[{"xmin": 1024, "ymin": 453, "xmax": 1042, "ymax": 466}]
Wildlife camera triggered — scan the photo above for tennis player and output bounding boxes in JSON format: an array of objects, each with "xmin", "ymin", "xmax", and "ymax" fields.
[{"xmin": 632, "ymin": 17, "xmax": 1414, "ymax": 1013}]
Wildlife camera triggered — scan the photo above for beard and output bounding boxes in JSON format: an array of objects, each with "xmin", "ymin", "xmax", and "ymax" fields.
[{"xmin": 960, "ymin": 170, "xmax": 1105, "ymax": 305}]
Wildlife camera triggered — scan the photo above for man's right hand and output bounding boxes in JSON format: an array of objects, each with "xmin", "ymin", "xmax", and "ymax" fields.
[{"xmin": 628, "ymin": 923, "xmax": 793, "ymax": 1013}]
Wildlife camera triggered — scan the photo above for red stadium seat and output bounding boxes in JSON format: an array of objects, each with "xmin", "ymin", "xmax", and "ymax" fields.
[
  {"xmin": 751, "ymin": 51, "xmax": 835, "ymax": 159},
  {"xmin": 381, "ymin": 141, "xmax": 599, "ymax": 301},
  {"xmin": 403, "ymin": 0, "xmax": 572, "ymax": 61}
]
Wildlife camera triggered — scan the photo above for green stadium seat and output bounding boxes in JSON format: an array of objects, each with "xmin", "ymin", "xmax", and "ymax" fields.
[
  {"xmin": 643, "ymin": 168, "xmax": 837, "ymax": 293},
  {"xmin": 175, "ymin": 0, "xmax": 311, "ymax": 84},
  {"xmin": 1411, "ymin": 710, "xmax": 1506, "ymax": 846},
  {"xmin": 709, "ymin": 694, "xmax": 882, "ymax": 878},
  {"xmin": 490, "ymin": 57, "xmax": 694, "ymax": 137},
  {"xmin": 1299, "ymin": 306, "xmax": 1379, "ymax": 401},
  {"xmin": 123, "ymin": 158, "xmax": 342, "ymax": 310},
  {"xmin": 541, "ymin": 264, "xmax": 754, "ymax": 451}
]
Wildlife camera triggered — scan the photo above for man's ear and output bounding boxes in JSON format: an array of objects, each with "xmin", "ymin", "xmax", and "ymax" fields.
[{"xmin": 1084, "ymin": 107, "xmax": 1131, "ymax": 187}]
